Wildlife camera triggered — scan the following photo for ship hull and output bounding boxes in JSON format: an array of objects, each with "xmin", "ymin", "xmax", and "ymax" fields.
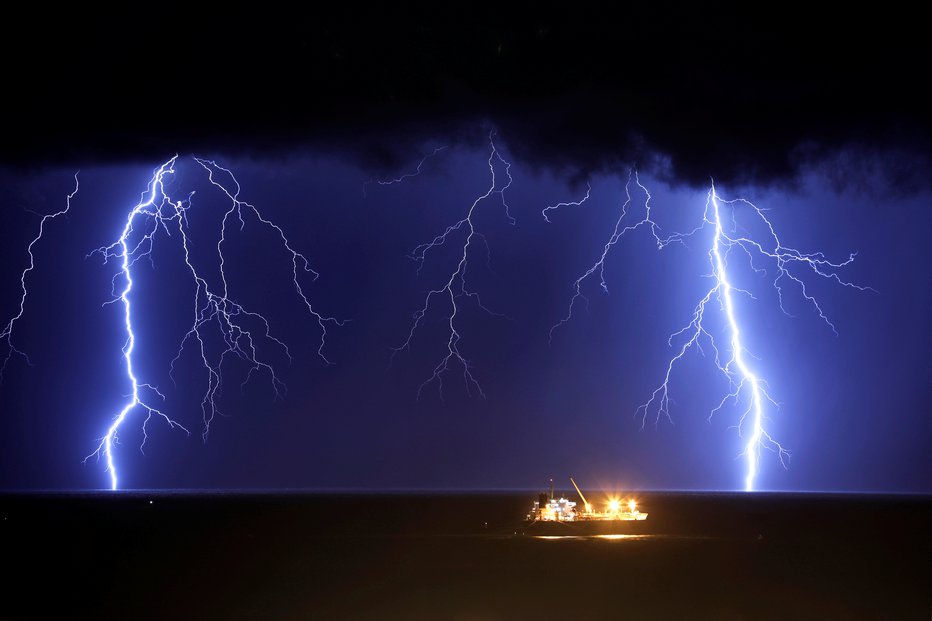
[{"xmin": 520, "ymin": 517, "xmax": 650, "ymax": 537}]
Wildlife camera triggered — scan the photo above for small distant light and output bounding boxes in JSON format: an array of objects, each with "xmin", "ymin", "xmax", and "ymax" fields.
[
  {"xmin": 148, "ymin": 500, "xmax": 154, "ymax": 505},
  {"xmin": 628, "ymin": 500, "xmax": 637, "ymax": 512}
]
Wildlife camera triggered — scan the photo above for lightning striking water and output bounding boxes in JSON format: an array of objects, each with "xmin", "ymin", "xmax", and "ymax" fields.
[
  {"xmin": 1, "ymin": 174, "xmax": 80, "ymax": 379},
  {"xmin": 550, "ymin": 174, "xmax": 867, "ymax": 490},
  {"xmin": 85, "ymin": 157, "xmax": 340, "ymax": 489},
  {"xmin": 392, "ymin": 132, "xmax": 513, "ymax": 399}
]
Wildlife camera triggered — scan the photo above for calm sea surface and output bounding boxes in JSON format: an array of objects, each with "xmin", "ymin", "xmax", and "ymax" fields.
[{"xmin": 1, "ymin": 492, "xmax": 929, "ymax": 619}]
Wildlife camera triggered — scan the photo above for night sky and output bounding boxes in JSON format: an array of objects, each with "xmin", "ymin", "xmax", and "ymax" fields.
[{"xmin": 1, "ymin": 3, "xmax": 929, "ymax": 492}]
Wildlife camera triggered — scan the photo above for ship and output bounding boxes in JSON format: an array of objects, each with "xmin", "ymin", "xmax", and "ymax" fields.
[{"xmin": 520, "ymin": 477, "xmax": 648, "ymax": 536}]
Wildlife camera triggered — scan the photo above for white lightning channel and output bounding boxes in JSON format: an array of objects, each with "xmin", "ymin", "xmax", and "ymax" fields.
[
  {"xmin": 1, "ymin": 173, "xmax": 80, "ymax": 378},
  {"xmin": 84, "ymin": 157, "xmax": 340, "ymax": 489},
  {"xmin": 391, "ymin": 132, "xmax": 513, "ymax": 399},
  {"xmin": 548, "ymin": 171, "xmax": 868, "ymax": 490}
]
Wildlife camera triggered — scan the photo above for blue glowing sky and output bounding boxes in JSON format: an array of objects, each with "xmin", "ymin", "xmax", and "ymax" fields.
[{"xmin": 0, "ymin": 143, "xmax": 928, "ymax": 492}]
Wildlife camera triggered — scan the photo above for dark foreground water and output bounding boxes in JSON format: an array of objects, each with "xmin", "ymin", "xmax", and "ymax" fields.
[{"xmin": 0, "ymin": 492, "xmax": 929, "ymax": 619}]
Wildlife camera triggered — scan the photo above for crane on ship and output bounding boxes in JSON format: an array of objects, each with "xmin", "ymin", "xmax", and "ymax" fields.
[{"xmin": 570, "ymin": 477, "xmax": 592, "ymax": 514}]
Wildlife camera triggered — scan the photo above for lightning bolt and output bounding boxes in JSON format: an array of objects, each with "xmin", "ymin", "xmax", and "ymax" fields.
[
  {"xmin": 1, "ymin": 174, "xmax": 80, "ymax": 379},
  {"xmin": 547, "ymin": 170, "xmax": 667, "ymax": 344},
  {"xmin": 550, "ymin": 172, "xmax": 867, "ymax": 491},
  {"xmin": 541, "ymin": 181, "xmax": 591, "ymax": 223},
  {"xmin": 391, "ymin": 131, "xmax": 513, "ymax": 399},
  {"xmin": 363, "ymin": 146, "xmax": 448, "ymax": 196},
  {"xmin": 84, "ymin": 156, "xmax": 340, "ymax": 489}
]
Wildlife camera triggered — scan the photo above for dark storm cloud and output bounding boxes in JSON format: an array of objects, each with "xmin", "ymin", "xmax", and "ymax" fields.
[{"xmin": 4, "ymin": 2, "xmax": 929, "ymax": 185}]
